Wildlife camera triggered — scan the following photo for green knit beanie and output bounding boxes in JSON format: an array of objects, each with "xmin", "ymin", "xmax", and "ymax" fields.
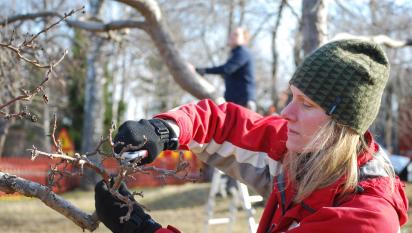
[{"xmin": 290, "ymin": 39, "xmax": 390, "ymax": 134}]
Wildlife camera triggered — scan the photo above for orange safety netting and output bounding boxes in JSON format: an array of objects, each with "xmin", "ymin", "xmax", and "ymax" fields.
[{"xmin": 0, "ymin": 151, "xmax": 203, "ymax": 195}]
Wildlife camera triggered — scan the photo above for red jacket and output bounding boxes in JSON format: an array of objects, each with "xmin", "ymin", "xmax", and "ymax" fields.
[{"xmin": 155, "ymin": 99, "xmax": 408, "ymax": 233}]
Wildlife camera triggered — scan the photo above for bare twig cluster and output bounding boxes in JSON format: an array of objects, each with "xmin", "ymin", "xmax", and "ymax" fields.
[
  {"xmin": 0, "ymin": 6, "xmax": 85, "ymax": 120},
  {"xmin": 28, "ymin": 114, "xmax": 197, "ymax": 223}
]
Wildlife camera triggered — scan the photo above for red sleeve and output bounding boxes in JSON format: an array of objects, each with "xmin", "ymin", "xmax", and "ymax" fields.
[
  {"xmin": 156, "ymin": 225, "xmax": 181, "ymax": 233},
  {"xmin": 155, "ymin": 99, "xmax": 287, "ymax": 160}
]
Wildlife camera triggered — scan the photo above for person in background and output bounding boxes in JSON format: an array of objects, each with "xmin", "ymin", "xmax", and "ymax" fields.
[
  {"xmin": 195, "ymin": 26, "xmax": 256, "ymax": 111},
  {"xmin": 95, "ymin": 39, "xmax": 408, "ymax": 233},
  {"xmin": 193, "ymin": 26, "xmax": 257, "ymax": 190}
]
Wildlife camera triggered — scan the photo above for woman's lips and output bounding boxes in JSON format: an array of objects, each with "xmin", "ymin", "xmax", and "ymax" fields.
[{"xmin": 288, "ymin": 129, "xmax": 299, "ymax": 135}]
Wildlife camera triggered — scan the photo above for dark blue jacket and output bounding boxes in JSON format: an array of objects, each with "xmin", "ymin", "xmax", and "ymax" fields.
[{"xmin": 203, "ymin": 45, "xmax": 256, "ymax": 106}]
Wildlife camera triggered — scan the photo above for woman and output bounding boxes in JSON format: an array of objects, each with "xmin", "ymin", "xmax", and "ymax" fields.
[{"xmin": 94, "ymin": 39, "xmax": 408, "ymax": 233}]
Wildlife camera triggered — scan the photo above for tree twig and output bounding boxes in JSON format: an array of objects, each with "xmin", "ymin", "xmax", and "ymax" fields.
[
  {"xmin": 29, "ymin": 146, "xmax": 111, "ymax": 183},
  {"xmin": 23, "ymin": 6, "xmax": 85, "ymax": 47},
  {"xmin": 0, "ymin": 49, "xmax": 67, "ymax": 117}
]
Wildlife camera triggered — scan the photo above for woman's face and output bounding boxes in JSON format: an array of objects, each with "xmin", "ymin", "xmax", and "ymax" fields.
[{"xmin": 281, "ymin": 85, "xmax": 331, "ymax": 153}]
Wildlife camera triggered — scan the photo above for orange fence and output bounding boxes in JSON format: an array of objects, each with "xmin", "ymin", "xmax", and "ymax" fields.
[
  {"xmin": 0, "ymin": 157, "xmax": 79, "ymax": 194},
  {"xmin": 0, "ymin": 151, "xmax": 203, "ymax": 195}
]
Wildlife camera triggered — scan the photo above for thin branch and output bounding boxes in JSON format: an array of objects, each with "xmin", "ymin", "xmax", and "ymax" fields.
[
  {"xmin": 0, "ymin": 49, "xmax": 68, "ymax": 112},
  {"xmin": 0, "ymin": 43, "xmax": 67, "ymax": 68},
  {"xmin": 23, "ymin": 6, "xmax": 86, "ymax": 47},
  {"xmin": 29, "ymin": 146, "xmax": 110, "ymax": 182},
  {"xmin": 125, "ymin": 151, "xmax": 198, "ymax": 182},
  {"xmin": 66, "ymin": 19, "xmax": 147, "ymax": 32},
  {"xmin": 335, "ymin": 0, "xmax": 358, "ymax": 18},
  {"xmin": 10, "ymin": 116, "xmax": 200, "ymax": 227},
  {"xmin": 284, "ymin": 0, "xmax": 300, "ymax": 20},
  {"xmin": 50, "ymin": 114, "xmax": 63, "ymax": 154},
  {"xmin": 0, "ymin": 10, "xmax": 147, "ymax": 32},
  {"xmin": 0, "ymin": 11, "xmax": 59, "ymax": 27},
  {"xmin": 0, "ymin": 8, "xmax": 71, "ymax": 119},
  {"xmin": 249, "ymin": 12, "xmax": 276, "ymax": 45}
]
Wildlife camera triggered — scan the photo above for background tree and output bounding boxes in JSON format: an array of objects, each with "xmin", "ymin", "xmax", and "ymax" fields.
[{"xmin": 79, "ymin": 0, "xmax": 106, "ymax": 189}]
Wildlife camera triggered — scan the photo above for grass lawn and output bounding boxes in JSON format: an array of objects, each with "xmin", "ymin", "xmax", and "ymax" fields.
[
  {"xmin": 0, "ymin": 182, "xmax": 410, "ymax": 233},
  {"xmin": 0, "ymin": 182, "xmax": 263, "ymax": 233}
]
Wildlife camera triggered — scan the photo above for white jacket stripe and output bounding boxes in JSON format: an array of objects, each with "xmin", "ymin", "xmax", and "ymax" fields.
[{"xmin": 188, "ymin": 139, "xmax": 281, "ymax": 197}]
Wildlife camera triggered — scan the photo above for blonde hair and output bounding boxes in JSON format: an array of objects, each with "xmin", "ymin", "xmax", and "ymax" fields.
[{"xmin": 283, "ymin": 120, "xmax": 394, "ymax": 202}]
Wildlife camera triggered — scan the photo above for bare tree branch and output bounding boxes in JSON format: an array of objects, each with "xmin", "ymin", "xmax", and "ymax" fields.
[
  {"xmin": 67, "ymin": 19, "xmax": 147, "ymax": 32},
  {"xmin": 0, "ymin": 49, "xmax": 68, "ymax": 115},
  {"xmin": 0, "ymin": 6, "xmax": 83, "ymax": 119},
  {"xmin": 332, "ymin": 33, "xmax": 412, "ymax": 48},
  {"xmin": 0, "ymin": 10, "xmax": 146, "ymax": 32},
  {"xmin": 284, "ymin": 0, "xmax": 300, "ymax": 20},
  {"xmin": 22, "ymin": 118, "xmax": 199, "ymax": 224},
  {"xmin": 116, "ymin": 0, "xmax": 162, "ymax": 22},
  {"xmin": 24, "ymin": 6, "xmax": 85, "ymax": 46},
  {"xmin": 29, "ymin": 146, "xmax": 111, "ymax": 182},
  {"xmin": 120, "ymin": 0, "xmax": 219, "ymax": 100},
  {"xmin": 0, "ymin": 44, "xmax": 67, "ymax": 69},
  {"xmin": 249, "ymin": 12, "xmax": 275, "ymax": 45},
  {"xmin": 0, "ymin": 11, "xmax": 60, "ymax": 26},
  {"xmin": 1, "ymin": 0, "xmax": 220, "ymax": 100},
  {"xmin": 0, "ymin": 172, "xmax": 99, "ymax": 232}
]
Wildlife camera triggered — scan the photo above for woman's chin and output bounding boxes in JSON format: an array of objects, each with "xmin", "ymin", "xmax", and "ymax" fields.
[{"xmin": 286, "ymin": 141, "xmax": 303, "ymax": 153}]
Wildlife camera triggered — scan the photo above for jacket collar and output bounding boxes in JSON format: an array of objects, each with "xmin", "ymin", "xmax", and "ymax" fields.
[{"xmin": 357, "ymin": 131, "xmax": 377, "ymax": 167}]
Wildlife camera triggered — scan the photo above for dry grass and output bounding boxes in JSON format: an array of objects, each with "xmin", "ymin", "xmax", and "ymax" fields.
[
  {"xmin": 0, "ymin": 182, "xmax": 410, "ymax": 233},
  {"xmin": 0, "ymin": 183, "xmax": 263, "ymax": 233}
]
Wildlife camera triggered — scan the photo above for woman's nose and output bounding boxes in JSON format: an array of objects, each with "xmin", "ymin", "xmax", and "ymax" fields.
[{"xmin": 281, "ymin": 102, "xmax": 297, "ymax": 122}]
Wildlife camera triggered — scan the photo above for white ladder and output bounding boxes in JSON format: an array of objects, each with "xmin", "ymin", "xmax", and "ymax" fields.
[{"xmin": 204, "ymin": 169, "xmax": 263, "ymax": 233}]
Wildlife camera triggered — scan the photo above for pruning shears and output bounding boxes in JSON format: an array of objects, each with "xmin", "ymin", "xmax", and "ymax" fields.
[{"xmin": 120, "ymin": 150, "xmax": 148, "ymax": 165}]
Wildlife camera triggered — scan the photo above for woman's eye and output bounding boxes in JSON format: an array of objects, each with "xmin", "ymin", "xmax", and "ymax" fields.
[{"xmin": 302, "ymin": 101, "xmax": 313, "ymax": 108}]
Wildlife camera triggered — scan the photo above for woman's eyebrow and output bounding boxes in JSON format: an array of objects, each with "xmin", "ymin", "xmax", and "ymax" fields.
[
  {"xmin": 297, "ymin": 94, "xmax": 317, "ymax": 105},
  {"xmin": 296, "ymin": 94, "xmax": 308, "ymax": 101}
]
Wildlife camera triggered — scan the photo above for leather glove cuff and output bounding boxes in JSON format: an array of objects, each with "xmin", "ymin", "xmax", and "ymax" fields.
[
  {"xmin": 148, "ymin": 118, "xmax": 178, "ymax": 150},
  {"xmin": 123, "ymin": 214, "xmax": 161, "ymax": 233}
]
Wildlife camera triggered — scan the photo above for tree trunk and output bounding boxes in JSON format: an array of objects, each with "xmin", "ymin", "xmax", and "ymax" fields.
[
  {"xmin": 301, "ymin": 0, "xmax": 328, "ymax": 56},
  {"xmin": 271, "ymin": 0, "xmax": 287, "ymax": 111},
  {"xmin": 0, "ymin": 119, "xmax": 10, "ymax": 156},
  {"xmin": 80, "ymin": 0, "xmax": 105, "ymax": 190}
]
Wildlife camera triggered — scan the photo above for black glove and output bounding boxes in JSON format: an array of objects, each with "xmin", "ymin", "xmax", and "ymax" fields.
[
  {"xmin": 114, "ymin": 119, "xmax": 178, "ymax": 165},
  {"xmin": 195, "ymin": 68, "xmax": 206, "ymax": 76},
  {"xmin": 95, "ymin": 180, "xmax": 161, "ymax": 233}
]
